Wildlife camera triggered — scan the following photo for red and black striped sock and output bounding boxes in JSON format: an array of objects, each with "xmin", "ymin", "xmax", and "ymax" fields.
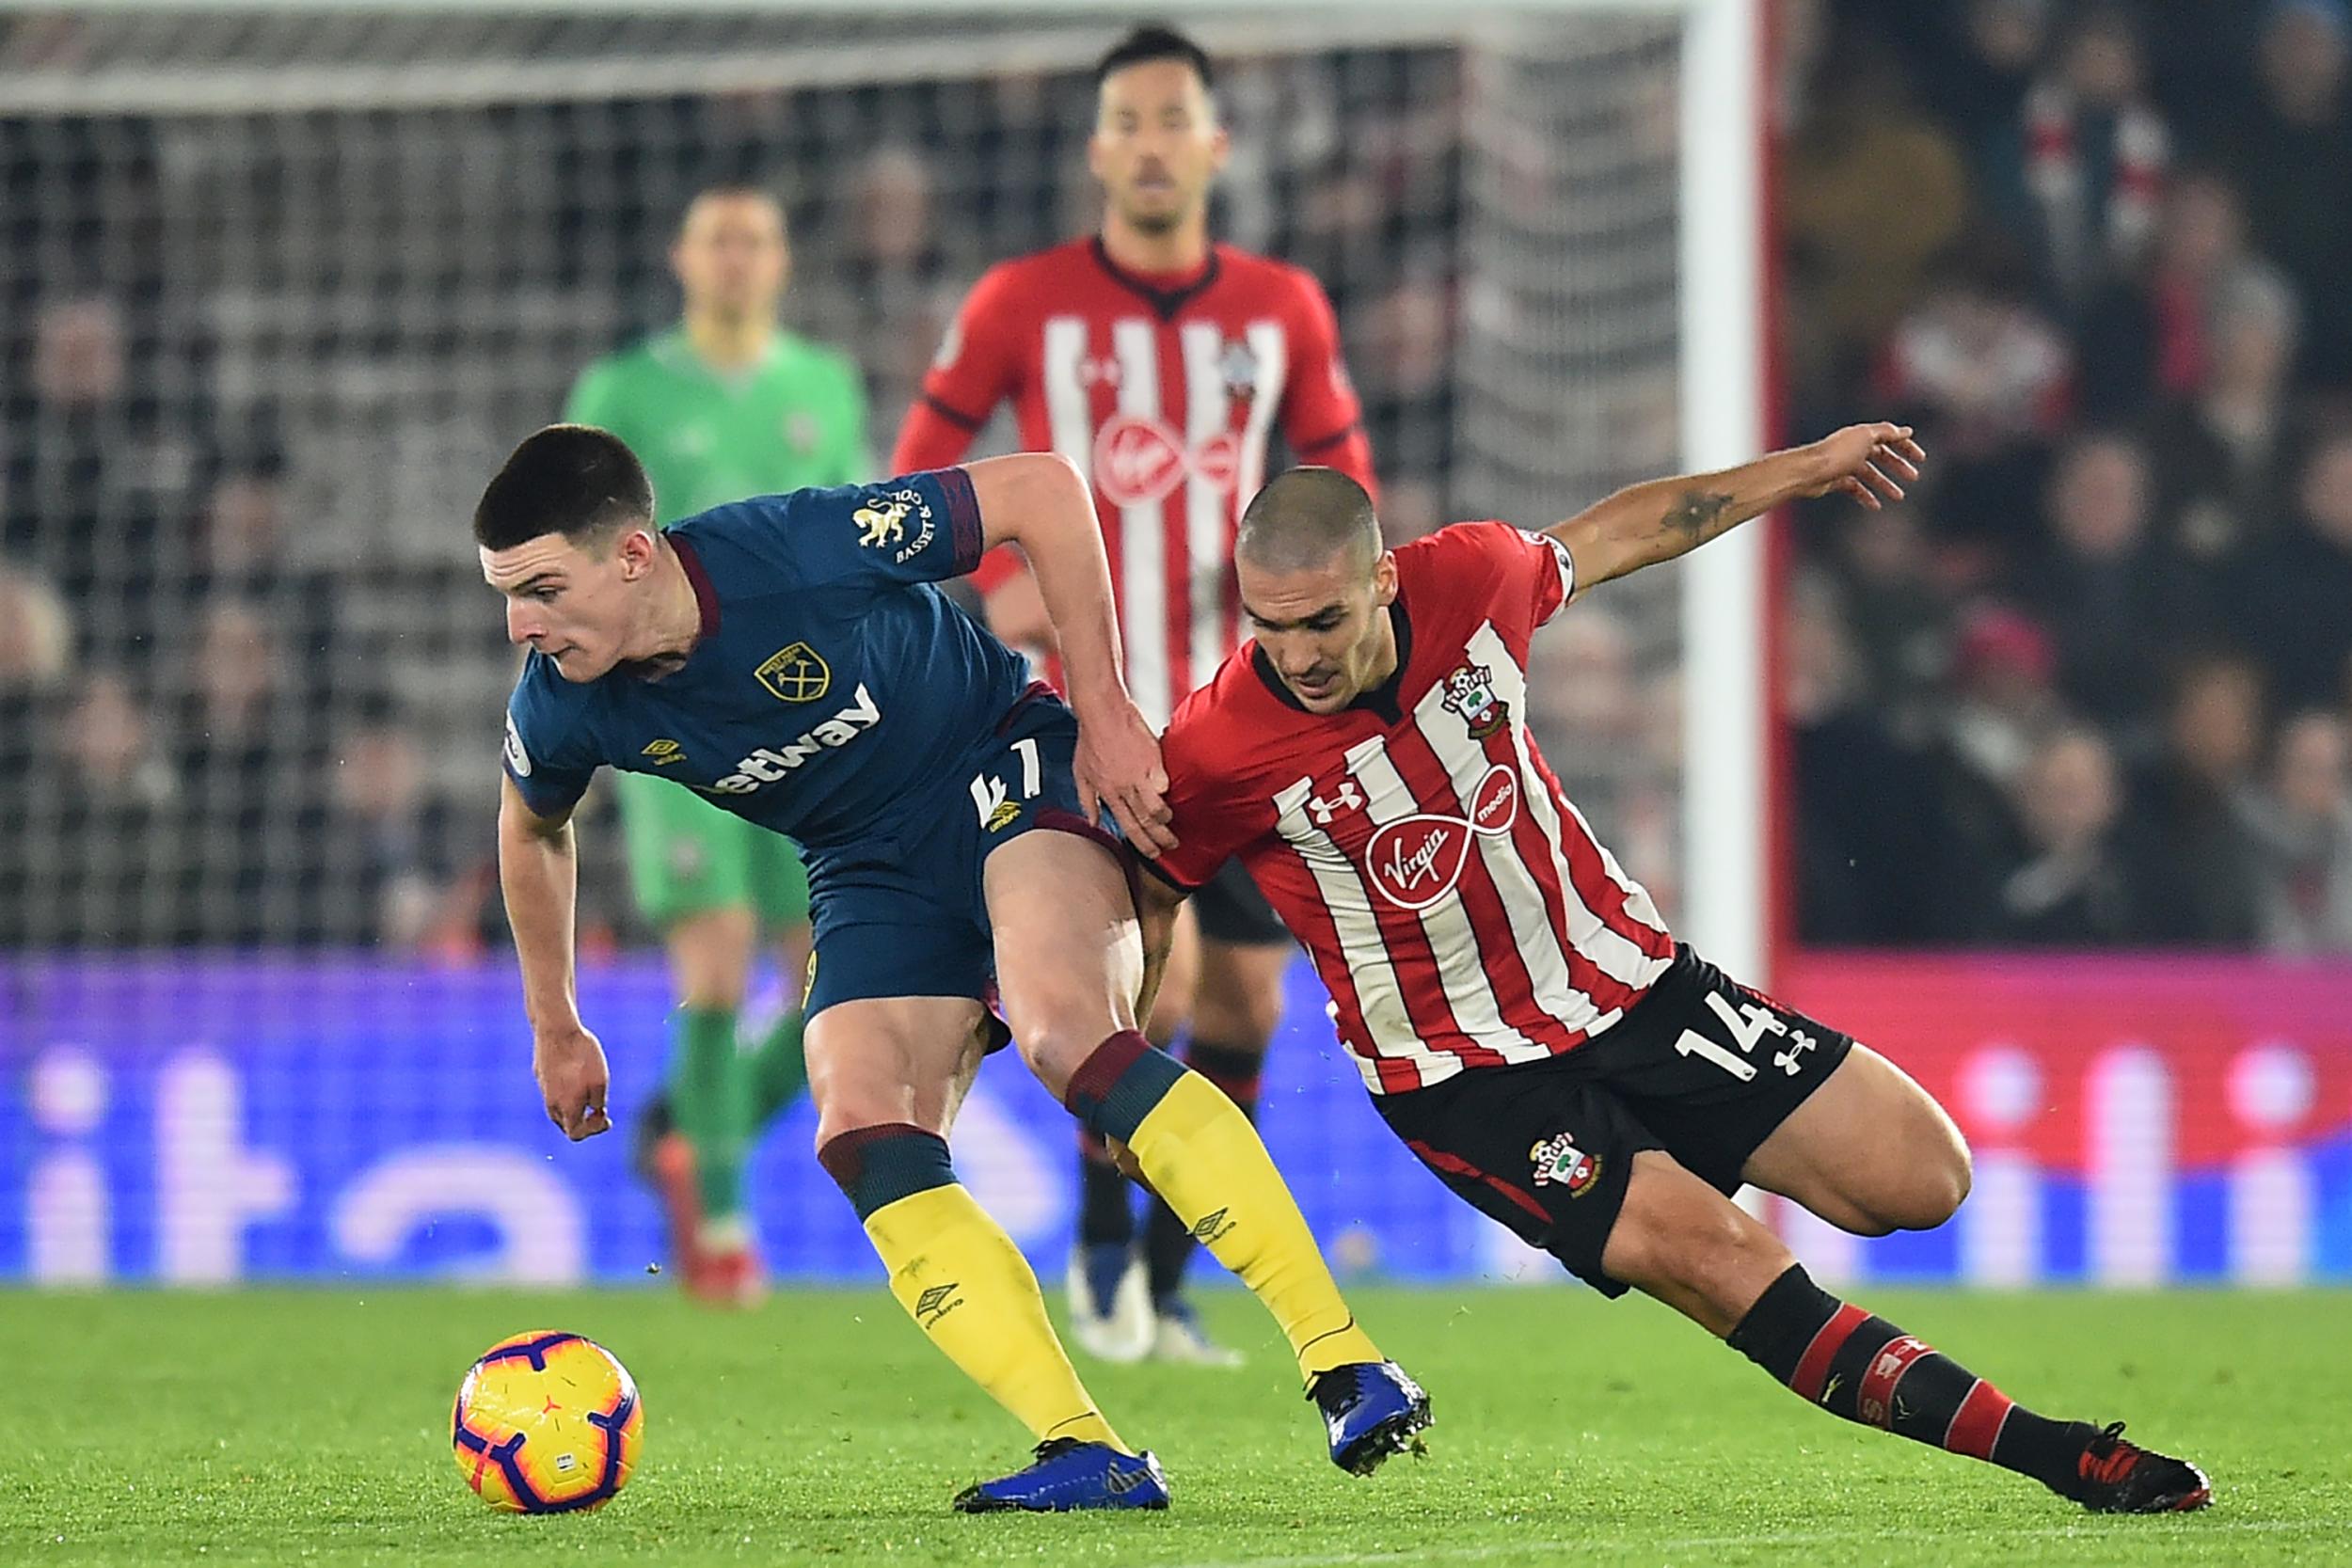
[{"xmin": 1726, "ymin": 1264, "xmax": 2090, "ymax": 1493}]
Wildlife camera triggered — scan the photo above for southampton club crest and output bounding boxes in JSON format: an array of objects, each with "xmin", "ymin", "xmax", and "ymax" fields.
[
  {"xmin": 1441, "ymin": 661, "xmax": 1508, "ymax": 739},
  {"xmin": 1530, "ymin": 1132, "xmax": 1600, "ymax": 1196},
  {"xmin": 755, "ymin": 641, "xmax": 832, "ymax": 704},
  {"xmin": 1218, "ymin": 339, "xmax": 1262, "ymax": 401}
]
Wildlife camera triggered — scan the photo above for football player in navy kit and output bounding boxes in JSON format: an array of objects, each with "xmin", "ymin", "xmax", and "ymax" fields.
[{"xmin": 476, "ymin": 425, "xmax": 1429, "ymax": 1513}]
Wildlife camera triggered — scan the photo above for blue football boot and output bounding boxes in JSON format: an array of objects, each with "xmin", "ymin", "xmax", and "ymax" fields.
[
  {"xmin": 951, "ymin": 1438, "xmax": 1171, "ymax": 1513},
  {"xmin": 1309, "ymin": 1360, "xmax": 1433, "ymax": 1476}
]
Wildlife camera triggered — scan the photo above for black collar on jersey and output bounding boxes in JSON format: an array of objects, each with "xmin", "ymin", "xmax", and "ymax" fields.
[
  {"xmin": 1089, "ymin": 235, "xmax": 1222, "ymax": 323},
  {"xmin": 1251, "ymin": 595, "xmax": 1414, "ymax": 725}
]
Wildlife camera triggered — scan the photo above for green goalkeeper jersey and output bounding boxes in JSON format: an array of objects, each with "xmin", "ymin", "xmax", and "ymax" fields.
[{"xmin": 562, "ymin": 326, "xmax": 870, "ymax": 520}]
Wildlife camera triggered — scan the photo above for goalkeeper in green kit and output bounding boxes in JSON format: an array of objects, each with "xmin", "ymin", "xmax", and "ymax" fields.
[{"xmin": 562, "ymin": 184, "xmax": 870, "ymax": 1305}]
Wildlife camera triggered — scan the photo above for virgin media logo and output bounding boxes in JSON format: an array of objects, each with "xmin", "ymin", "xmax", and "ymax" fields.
[
  {"xmin": 1094, "ymin": 414, "xmax": 1240, "ymax": 508},
  {"xmin": 1363, "ymin": 765, "xmax": 1518, "ymax": 911}
]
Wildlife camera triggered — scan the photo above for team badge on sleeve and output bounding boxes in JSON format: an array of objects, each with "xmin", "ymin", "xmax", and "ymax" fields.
[
  {"xmin": 502, "ymin": 713, "xmax": 532, "ymax": 777},
  {"xmin": 853, "ymin": 496, "xmax": 910, "ymax": 548},
  {"xmin": 853, "ymin": 487, "xmax": 938, "ymax": 563}
]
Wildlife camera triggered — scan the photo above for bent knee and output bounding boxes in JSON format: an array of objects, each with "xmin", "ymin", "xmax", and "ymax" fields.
[
  {"xmin": 1847, "ymin": 1146, "xmax": 1972, "ymax": 1235},
  {"xmin": 1909, "ymin": 1144, "xmax": 1972, "ymax": 1227},
  {"xmin": 1011, "ymin": 1013, "xmax": 1126, "ymax": 1101},
  {"xmin": 809, "ymin": 1075, "xmax": 925, "ymax": 1153}
]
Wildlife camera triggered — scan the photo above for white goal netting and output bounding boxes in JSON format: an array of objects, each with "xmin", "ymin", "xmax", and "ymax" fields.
[{"xmin": 0, "ymin": 6, "xmax": 1693, "ymax": 949}]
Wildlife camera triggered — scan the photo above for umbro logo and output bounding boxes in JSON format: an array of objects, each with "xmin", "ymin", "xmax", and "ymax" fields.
[
  {"xmin": 914, "ymin": 1282, "xmax": 963, "ymax": 1327},
  {"xmin": 1189, "ymin": 1207, "xmax": 1234, "ymax": 1245}
]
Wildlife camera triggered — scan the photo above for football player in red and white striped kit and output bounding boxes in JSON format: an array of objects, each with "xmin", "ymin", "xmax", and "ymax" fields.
[
  {"xmin": 1133, "ymin": 427, "xmax": 2211, "ymax": 1514},
  {"xmin": 893, "ymin": 24, "xmax": 1377, "ymax": 1366}
]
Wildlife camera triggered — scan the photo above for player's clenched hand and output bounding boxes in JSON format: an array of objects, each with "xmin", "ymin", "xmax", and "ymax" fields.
[
  {"xmin": 1800, "ymin": 422, "xmax": 1924, "ymax": 512},
  {"xmin": 1075, "ymin": 697, "xmax": 1178, "ymax": 856},
  {"xmin": 533, "ymin": 1024, "xmax": 612, "ymax": 1141}
]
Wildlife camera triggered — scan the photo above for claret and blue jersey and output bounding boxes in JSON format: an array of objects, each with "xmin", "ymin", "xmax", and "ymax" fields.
[{"xmin": 499, "ymin": 467, "xmax": 1023, "ymax": 853}]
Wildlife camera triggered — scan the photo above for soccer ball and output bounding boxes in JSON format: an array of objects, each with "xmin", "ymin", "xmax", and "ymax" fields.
[{"xmin": 450, "ymin": 1330, "xmax": 644, "ymax": 1513}]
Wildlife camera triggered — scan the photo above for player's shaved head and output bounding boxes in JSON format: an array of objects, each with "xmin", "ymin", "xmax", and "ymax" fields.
[
  {"xmin": 474, "ymin": 424, "xmax": 654, "ymax": 550},
  {"xmin": 1235, "ymin": 468, "xmax": 1397, "ymax": 713},
  {"xmin": 1237, "ymin": 467, "xmax": 1382, "ymax": 580}
]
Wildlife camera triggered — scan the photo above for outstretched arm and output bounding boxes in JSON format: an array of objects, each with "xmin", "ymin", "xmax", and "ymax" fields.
[
  {"xmin": 964, "ymin": 452, "xmax": 1175, "ymax": 853},
  {"xmin": 497, "ymin": 775, "xmax": 611, "ymax": 1140},
  {"xmin": 1547, "ymin": 422, "xmax": 1922, "ymax": 598}
]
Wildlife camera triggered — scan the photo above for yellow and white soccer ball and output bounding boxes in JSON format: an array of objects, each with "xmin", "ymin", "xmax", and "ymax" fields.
[{"xmin": 450, "ymin": 1330, "xmax": 644, "ymax": 1513}]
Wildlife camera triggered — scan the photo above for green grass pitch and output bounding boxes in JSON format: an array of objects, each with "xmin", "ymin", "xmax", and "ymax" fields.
[{"xmin": 2, "ymin": 1286, "xmax": 2344, "ymax": 1566}]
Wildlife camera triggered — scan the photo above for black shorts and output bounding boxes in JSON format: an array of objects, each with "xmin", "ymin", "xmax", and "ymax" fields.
[
  {"xmin": 1375, "ymin": 945, "xmax": 1853, "ymax": 1298},
  {"xmin": 1193, "ymin": 857, "xmax": 1290, "ymax": 946}
]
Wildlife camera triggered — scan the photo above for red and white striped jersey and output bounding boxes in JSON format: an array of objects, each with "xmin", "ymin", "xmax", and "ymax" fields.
[
  {"xmin": 1152, "ymin": 521, "xmax": 1677, "ymax": 1094},
  {"xmin": 894, "ymin": 236, "xmax": 1376, "ymax": 728}
]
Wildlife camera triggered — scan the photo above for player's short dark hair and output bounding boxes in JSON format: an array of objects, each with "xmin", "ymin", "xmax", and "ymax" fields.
[
  {"xmin": 1095, "ymin": 23, "xmax": 1214, "ymax": 93},
  {"xmin": 473, "ymin": 424, "xmax": 654, "ymax": 551},
  {"xmin": 1236, "ymin": 467, "xmax": 1380, "ymax": 578},
  {"xmin": 678, "ymin": 183, "xmax": 786, "ymax": 232}
]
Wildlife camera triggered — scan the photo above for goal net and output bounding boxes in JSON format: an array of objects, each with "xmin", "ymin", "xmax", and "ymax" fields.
[
  {"xmin": 0, "ymin": 1, "xmax": 1751, "ymax": 954},
  {"xmin": 0, "ymin": 3, "xmax": 1766, "ymax": 1285}
]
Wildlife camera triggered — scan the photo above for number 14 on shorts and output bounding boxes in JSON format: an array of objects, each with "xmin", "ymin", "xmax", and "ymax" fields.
[{"xmin": 1673, "ymin": 992, "xmax": 1818, "ymax": 1081}]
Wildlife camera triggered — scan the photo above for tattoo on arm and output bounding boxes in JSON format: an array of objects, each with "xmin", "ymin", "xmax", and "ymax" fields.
[{"xmin": 1662, "ymin": 488, "xmax": 1735, "ymax": 544}]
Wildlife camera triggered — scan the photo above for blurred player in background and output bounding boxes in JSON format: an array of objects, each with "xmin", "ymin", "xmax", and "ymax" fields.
[
  {"xmin": 893, "ymin": 23, "xmax": 1377, "ymax": 1367},
  {"xmin": 563, "ymin": 185, "xmax": 870, "ymax": 1306},
  {"xmin": 478, "ymin": 430, "xmax": 1429, "ymax": 1510},
  {"xmin": 1133, "ymin": 428, "xmax": 2210, "ymax": 1515}
]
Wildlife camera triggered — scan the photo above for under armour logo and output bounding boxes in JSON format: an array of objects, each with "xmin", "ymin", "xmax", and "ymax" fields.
[
  {"xmin": 1773, "ymin": 1030, "xmax": 1817, "ymax": 1077},
  {"xmin": 1308, "ymin": 782, "xmax": 1363, "ymax": 825}
]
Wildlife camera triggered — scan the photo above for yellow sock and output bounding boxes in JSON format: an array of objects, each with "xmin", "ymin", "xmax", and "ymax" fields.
[
  {"xmin": 863, "ymin": 1183, "xmax": 1125, "ymax": 1451},
  {"xmin": 1124, "ymin": 1072, "xmax": 1384, "ymax": 1381}
]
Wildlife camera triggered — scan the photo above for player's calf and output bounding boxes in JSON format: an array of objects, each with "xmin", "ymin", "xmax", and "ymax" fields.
[
  {"xmin": 1605, "ymin": 1151, "xmax": 2208, "ymax": 1513},
  {"xmin": 1600, "ymin": 1151, "xmax": 1796, "ymax": 1337},
  {"xmin": 1060, "ymin": 1028, "xmax": 1421, "ymax": 1445},
  {"xmin": 1724, "ymin": 1260, "xmax": 2209, "ymax": 1512}
]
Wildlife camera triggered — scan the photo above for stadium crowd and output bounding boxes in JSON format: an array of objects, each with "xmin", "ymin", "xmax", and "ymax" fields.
[
  {"xmin": 1784, "ymin": 0, "xmax": 2352, "ymax": 949},
  {"xmin": 0, "ymin": 3, "xmax": 2346, "ymax": 954}
]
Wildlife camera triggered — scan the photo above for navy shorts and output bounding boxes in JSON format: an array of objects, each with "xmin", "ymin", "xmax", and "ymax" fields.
[{"xmin": 802, "ymin": 690, "xmax": 1116, "ymax": 1022}]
